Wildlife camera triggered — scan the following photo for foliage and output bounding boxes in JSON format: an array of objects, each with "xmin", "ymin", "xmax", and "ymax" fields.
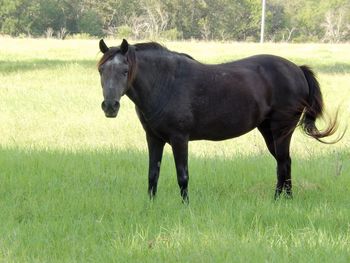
[
  {"xmin": 0, "ymin": 0, "xmax": 350, "ymax": 41},
  {"xmin": 116, "ymin": 25, "xmax": 133, "ymax": 39},
  {"xmin": 78, "ymin": 10, "xmax": 103, "ymax": 37},
  {"xmin": 161, "ymin": 28, "xmax": 182, "ymax": 40}
]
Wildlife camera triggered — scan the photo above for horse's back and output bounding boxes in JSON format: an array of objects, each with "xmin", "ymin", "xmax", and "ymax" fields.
[{"xmin": 224, "ymin": 54, "xmax": 309, "ymax": 111}]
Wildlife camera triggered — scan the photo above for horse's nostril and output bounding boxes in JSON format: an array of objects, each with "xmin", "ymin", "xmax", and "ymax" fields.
[
  {"xmin": 101, "ymin": 101, "xmax": 106, "ymax": 110},
  {"xmin": 114, "ymin": 101, "xmax": 120, "ymax": 108}
]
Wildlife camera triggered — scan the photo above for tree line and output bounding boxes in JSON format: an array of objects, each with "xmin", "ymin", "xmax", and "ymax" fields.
[{"xmin": 1, "ymin": 0, "xmax": 349, "ymax": 42}]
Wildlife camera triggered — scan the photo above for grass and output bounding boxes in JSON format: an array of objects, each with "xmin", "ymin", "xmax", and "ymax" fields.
[{"xmin": 0, "ymin": 37, "xmax": 350, "ymax": 262}]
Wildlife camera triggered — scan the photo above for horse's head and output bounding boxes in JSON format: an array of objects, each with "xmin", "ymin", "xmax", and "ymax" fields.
[{"xmin": 98, "ymin": 39, "xmax": 131, "ymax": 118}]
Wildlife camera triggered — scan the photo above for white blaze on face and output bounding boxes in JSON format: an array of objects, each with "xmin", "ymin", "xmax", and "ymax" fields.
[
  {"xmin": 104, "ymin": 55, "xmax": 123, "ymax": 91},
  {"xmin": 105, "ymin": 55, "xmax": 123, "ymax": 67}
]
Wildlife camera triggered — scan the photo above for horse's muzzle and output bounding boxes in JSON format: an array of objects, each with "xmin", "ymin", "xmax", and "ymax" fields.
[{"xmin": 101, "ymin": 100, "xmax": 120, "ymax": 118}]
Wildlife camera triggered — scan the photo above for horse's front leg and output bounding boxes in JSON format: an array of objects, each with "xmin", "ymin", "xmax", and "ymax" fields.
[
  {"xmin": 170, "ymin": 135, "xmax": 189, "ymax": 203},
  {"xmin": 146, "ymin": 134, "xmax": 165, "ymax": 199}
]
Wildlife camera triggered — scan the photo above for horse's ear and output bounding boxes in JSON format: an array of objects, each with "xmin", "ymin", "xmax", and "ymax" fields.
[
  {"xmin": 120, "ymin": 39, "xmax": 129, "ymax": 54},
  {"xmin": 99, "ymin": 39, "xmax": 109, "ymax": 54}
]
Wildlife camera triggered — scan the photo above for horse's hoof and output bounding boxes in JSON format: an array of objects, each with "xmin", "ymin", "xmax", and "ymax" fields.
[
  {"xmin": 274, "ymin": 189, "xmax": 282, "ymax": 200},
  {"xmin": 285, "ymin": 192, "xmax": 293, "ymax": 199},
  {"xmin": 182, "ymin": 196, "xmax": 189, "ymax": 205}
]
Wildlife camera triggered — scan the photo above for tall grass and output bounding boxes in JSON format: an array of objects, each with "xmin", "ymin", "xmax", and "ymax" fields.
[{"xmin": 0, "ymin": 38, "xmax": 349, "ymax": 262}]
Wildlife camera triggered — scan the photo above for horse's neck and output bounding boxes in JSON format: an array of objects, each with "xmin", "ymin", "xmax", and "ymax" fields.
[{"xmin": 126, "ymin": 55, "xmax": 175, "ymax": 121}]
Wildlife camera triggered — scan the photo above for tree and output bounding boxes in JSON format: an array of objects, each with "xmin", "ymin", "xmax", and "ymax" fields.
[
  {"xmin": 78, "ymin": 10, "xmax": 103, "ymax": 36},
  {"xmin": 0, "ymin": 0, "xmax": 349, "ymax": 41},
  {"xmin": 0, "ymin": 0, "xmax": 40, "ymax": 36}
]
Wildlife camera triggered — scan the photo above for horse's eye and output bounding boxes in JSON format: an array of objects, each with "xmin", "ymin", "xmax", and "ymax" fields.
[{"xmin": 123, "ymin": 70, "xmax": 128, "ymax": 76}]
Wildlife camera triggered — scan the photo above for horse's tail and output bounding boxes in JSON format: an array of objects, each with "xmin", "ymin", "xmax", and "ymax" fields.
[{"xmin": 299, "ymin": 65, "xmax": 342, "ymax": 144}]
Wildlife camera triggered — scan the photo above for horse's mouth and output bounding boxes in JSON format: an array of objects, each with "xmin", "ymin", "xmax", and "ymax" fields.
[{"xmin": 104, "ymin": 112, "xmax": 118, "ymax": 118}]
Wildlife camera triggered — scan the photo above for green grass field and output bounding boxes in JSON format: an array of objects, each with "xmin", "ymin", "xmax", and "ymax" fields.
[{"xmin": 0, "ymin": 37, "xmax": 350, "ymax": 262}]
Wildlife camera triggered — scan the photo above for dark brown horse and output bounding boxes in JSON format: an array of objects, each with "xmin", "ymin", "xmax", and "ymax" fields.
[{"xmin": 98, "ymin": 39, "xmax": 340, "ymax": 202}]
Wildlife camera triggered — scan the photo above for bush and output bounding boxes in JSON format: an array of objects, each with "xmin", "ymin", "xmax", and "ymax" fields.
[
  {"xmin": 160, "ymin": 28, "xmax": 182, "ymax": 40},
  {"xmin": 66, "ymin": 33, "xmax": 96, "ymax": 40},
  {"xmin": 116, "ymin": 25, "xmax": 133, "ymax": 39},
  {"xmin": 292, "ymin": 34, "xmax": 320, "ymax": 43},
  {"xmin": 1, "ymin": 18, "xmax": 18, "ymax": 35},
  {"xmin": 78, "ymin": 11, "xmax": 103, "ymax": 37},
  {"xmin": 245, "ymin": 36, "xmax": 257, "ymax": 43}
]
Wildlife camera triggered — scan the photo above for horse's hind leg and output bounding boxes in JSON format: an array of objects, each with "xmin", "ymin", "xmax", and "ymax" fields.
[
  {"xmin": 271, "ymin": 122, "xmax": 295, "ymax": 199},
  {"xmin": 259, "ymin": 120, "xmax": 294, "ymax": 199}
]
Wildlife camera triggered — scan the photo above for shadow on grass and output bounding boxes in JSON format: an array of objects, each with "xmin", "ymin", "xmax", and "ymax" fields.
[
  {"xmin": 0, "ymin": 59, "xmax": 97, "ymax": 74},
  {"xmin": 1, "ymin": 59, "xmax": 350, "ymax": 74}
]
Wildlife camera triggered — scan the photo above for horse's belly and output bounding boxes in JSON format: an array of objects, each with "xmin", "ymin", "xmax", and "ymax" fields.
[
  {"xmin": 189, "ymin": 129, "xmax": 254, "ymax": 141},
  {"xmin": 189, "ymin": 112, "xmax": 258, "ymax": 141}
]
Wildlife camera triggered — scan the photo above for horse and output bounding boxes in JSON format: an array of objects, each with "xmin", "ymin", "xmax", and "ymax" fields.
[{"xmin": 97, "ymin": 39, "xmax": 340, "ymax": 203}]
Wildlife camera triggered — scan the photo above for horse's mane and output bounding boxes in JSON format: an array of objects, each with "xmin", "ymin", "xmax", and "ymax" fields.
[
  {"xmin": 135, "ymin": 42, "xmax": 195, "ymax": 60},
  {"xmin": 98, "ymin": 41, "xmax": 194, "ymax": 68},
  {"xmin": 134, "ymin": 42, "xmax": 166, "ymax": 51}
]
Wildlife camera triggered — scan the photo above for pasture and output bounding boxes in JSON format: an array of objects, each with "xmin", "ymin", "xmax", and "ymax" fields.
[{"xmin": 0, "ymin": 38, "xmax": 350, "ymax": 262}]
